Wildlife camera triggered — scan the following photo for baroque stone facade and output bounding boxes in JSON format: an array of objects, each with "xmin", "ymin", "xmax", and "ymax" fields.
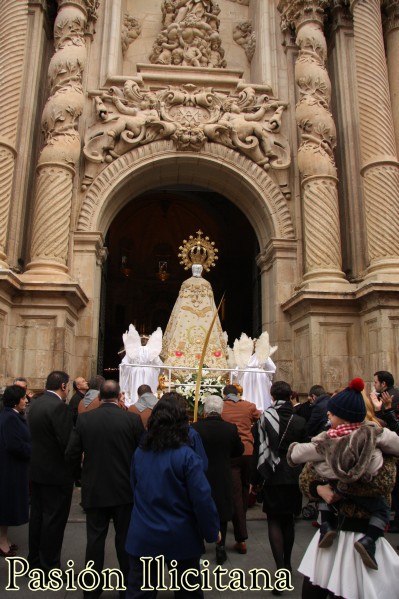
[{"xmin": 1, "ymin": 0, "xmax": 399, "ymax": 393}]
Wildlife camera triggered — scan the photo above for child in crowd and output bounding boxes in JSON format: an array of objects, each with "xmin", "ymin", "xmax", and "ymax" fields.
[{"xmin": 288, "ymin": 378, "xmax": 399, "ymax": 569}]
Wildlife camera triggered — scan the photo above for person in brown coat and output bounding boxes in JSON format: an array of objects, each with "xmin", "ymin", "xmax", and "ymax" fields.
[
  {"xmin": 128, "ymin": 384, "xmax": 158, "ymax": 428},
  {"xmin": 221, "ymin": 384, "xmax": 260, "ymax": 554}
]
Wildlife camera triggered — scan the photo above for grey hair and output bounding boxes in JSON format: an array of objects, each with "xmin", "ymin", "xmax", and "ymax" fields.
[{"xmin": 203, "ymin": 394, "xmax": 224, "ymax": 415}]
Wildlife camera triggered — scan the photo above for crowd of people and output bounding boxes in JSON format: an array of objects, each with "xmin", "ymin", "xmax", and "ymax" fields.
[{"xmin": 0, "ymin": 369, "xmax": 399, "ymax": 598}]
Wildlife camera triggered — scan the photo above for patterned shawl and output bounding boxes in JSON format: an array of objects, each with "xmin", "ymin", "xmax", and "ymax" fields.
[{"xmin": 257, "ymin": 399, "xmax": 286, "ymax": 480}]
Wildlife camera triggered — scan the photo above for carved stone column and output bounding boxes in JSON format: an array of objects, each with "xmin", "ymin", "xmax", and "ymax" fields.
[
  {"xmin": 350, "ymin": 0, "xmax": 399, "ymax": 278},
  {"xmin": 279, "ymin": 0, "xmax": 347, "ymax": 288},
  {"xmin": 24, "ymin": 0, "xmax": 98, "ymax": 281},
  {"xmin": 383, "ymin": 1, "xmax": 399, "ymax": 157},
  {"xmin": 328, "ymin": 1, "xmax": 366, "ymax": 279},
  {"xmin": 0, "ymin": 1, "xmax": 29, "ymax": 268}
]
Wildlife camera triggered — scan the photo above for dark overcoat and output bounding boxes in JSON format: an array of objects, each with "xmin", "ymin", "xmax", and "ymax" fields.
[
  {"xmin": 65, "ymin": 402, "xmax": 145, "ymax": 508},
  {"xmin": 192, "ymin": 414, "xmax": 244, "ymax": 520},
  {"xmin": 28, "ymin": 391, "xmax": 74, "ymax": 485},
  {"xmin": 0, "ymin": 407, "xmax": 31, "ymax": 525},
  {"xmin": 306, "ymin": 393, "xmax": 330, "ymax": 438}
]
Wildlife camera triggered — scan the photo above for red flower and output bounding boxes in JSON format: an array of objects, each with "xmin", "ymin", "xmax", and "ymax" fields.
[
  {"xmin": 175, "ymin": 351, "xmax": 183, "ymax": 357},
  {"xmin": 213, "ymin": 351, "xmax": 222, "ymax": 357}
]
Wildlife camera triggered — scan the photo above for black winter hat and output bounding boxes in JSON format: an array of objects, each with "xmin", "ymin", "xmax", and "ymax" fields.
[{"xmin": 327, "ymin": 378, "xmax": 366, "ymax": 423}]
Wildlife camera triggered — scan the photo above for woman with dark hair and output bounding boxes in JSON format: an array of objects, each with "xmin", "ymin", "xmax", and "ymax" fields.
[
  {"xmin": 125, "ymin": 395, "xmax": 220, "ymax": 598},
  {"xmin": 0, "ymin": 385, "xmax": 31, "ymax": 556}
]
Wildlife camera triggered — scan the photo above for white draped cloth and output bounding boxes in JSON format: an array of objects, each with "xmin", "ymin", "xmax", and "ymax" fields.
[
  {"xmin": 237, "ymin": 354, "xmax": 276, "ymax": 411},
  {"xmin": 120, "ymin": 353, "xmax": 163, "ymax": 407},
  {"xmin": 119, "ymin": 325, "xmax": 163, "ymax": 407},
  {"xmin": 299, "ymin": 530, "xmax": 399, "ymax": 599}
]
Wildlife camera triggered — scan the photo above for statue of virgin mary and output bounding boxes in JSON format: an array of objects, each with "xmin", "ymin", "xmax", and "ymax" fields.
[{"xmin": 161, "ymin": 231, "xmax": 228, "ymax": 374}]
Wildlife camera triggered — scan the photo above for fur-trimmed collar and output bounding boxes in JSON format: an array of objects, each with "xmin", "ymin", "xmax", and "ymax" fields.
[{"xmin": 312, "ymin": 422, "xmax": 383, "ymax": 483}]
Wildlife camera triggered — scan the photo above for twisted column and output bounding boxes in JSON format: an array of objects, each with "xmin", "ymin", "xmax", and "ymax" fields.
[
  {"xmin": 0, "ymin": 1, "xmax": 29, "ymax": 267},
  {"xmin": 279, "ymin": 0, "xmax": 347, "ymax": 286},
  {"xmin": 383, "ymin": 1, "xmax": 399, "ymax": 157},
  {"xmin": 351, "ymin": 0, "xmax": 399, "ymax": 275},
  {"xmin": 25, "ymin": 0, "xmax": 99, "ymax": 279}
]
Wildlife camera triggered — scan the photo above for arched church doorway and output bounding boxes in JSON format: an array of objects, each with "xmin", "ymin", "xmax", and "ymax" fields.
[{"xmin": 100, "ymin": 185, "xmax": 260, "ymax": 376}]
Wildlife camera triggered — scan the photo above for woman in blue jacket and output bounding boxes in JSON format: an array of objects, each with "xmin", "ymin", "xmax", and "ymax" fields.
[{"xmin": 126, "ymin": 395, "xmax": 220, "ymax": 598}]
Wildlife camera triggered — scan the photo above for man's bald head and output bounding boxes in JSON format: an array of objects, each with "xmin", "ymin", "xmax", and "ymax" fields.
[{"xmin": 99, "ymin": 380, "xmax": 120, "ymax": 401}]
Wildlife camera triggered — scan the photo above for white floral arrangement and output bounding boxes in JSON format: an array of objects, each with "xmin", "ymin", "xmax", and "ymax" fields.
[{"xmin": 174, "ymin": 370, "xmax": 224, "ymax": 416}]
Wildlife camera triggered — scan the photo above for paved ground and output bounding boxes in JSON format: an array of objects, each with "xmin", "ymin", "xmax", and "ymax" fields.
[{"xmin": 1, "ymin": 488, "xmax": 398, "ymax": 598}]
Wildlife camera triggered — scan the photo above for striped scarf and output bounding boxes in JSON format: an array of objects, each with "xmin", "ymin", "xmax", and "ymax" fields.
[{"xmin": 257, "ymin": 400, "xmax": 286, "ymax": 480}]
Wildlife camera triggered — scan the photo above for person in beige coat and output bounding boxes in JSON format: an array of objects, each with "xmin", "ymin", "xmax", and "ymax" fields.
[{"xmin": 288, "ymin": 378, "xmax": 399, "ymax": 570}]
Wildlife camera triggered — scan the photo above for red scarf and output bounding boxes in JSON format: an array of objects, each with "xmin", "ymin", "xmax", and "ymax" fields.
[{"xmin": 327, "ymin": 422, "xmax": 362, "ymax": 438}]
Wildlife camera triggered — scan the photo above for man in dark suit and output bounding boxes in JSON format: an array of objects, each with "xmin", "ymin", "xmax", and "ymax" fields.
[
  {"xmin": 28, "ymin": 370, "xmax": 74, "ymax": 574},
  {"xmin": 66, "ymin": 380, "xmax": 144, "ymax": 599},
  {"xmin": 192, "ymin": 395, "xmax": 244, "ymax": 565},
  {"xmin": 306, "ymin": 384, "xmax": 330, "ymax": 439}
]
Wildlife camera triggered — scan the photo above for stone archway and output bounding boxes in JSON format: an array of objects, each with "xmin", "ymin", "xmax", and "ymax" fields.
[
  {"xmin": 74, "ymin": 141, "xmax": 297, "ymax": 376},
  {"xmin": 77, "ymin": 141, "xmax": 295, "ymax": 241}
]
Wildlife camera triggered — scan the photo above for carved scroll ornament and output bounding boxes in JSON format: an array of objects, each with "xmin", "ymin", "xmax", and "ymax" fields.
[{"xmin": 82, "ymin": 82, "xmax": 291, "ymax": 188}]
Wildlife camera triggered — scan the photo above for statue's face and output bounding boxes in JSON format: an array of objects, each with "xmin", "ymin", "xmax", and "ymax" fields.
[{"xmin": 192, "ymin": 264, "xmax": 203, "ymax": 277}]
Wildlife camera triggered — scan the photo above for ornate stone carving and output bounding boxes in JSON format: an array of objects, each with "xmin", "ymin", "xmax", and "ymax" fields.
[
  {"xmin": 233, "ymin": 21, "xmax": 256, "ymax": 62},
  {"xmin": 82, "ymin": 81, "xmax": 290, "ymax": 188},
  {"xmin": 85, "ymin": 0, "xmax": 100, "ymax": 23},
  {"xmin": 329, "ymin": 0, "xmax": 352, "ymax": 31},
  {"xmin": 279, "ymin": 0, "xmax": 328, "ymax": 32},
  {"xmin": 382, "ymin": 0, "xmax": 399, "ymax": 35},
  {"xmin": 25, "ymin": 0, "xmax": 99, "ymax": 279},
  {"xmin": 121, "ymin": 13, "xmax": 141, "ymax": 57},
  {"xmin": 279, "ymin": 0, "xmax": 346, "ymax": 285},
  {"xmin": 150, "ymin": 0, "xmax": 226, "ymax": 68}
]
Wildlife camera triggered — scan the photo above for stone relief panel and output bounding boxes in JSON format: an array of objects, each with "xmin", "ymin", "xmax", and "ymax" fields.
[
  {"xmin": 16, "ymin": 317, "xmax": 57, "ymax": 381},
  {"xmin": 293, "ymin": 325, "xmax": 310, "ymax": 390},
  {"xmin": 364, "ymin": 318, "xmax": 380, "ymax": 378},
  {"xmin": 122, "ymin": 0, "xmax": 251, "ymax": 79},
  {"xmin": 320, "ymin": 323, "xmax": 352, "ymax": 390},
  {"xmin": 233, "ymin": 21, "xmax": 256, "ymax": 62},
  {"xmin": 82, "ymin": 81, "xmax": 291, "ymax": 188},
  {"xmin": 390, "ymin": 316, "xmax": 399, "ymax": 380},
  {"xmin": 150, "ymin": 0, "xmax": 226, "ymax": 68},
  {"xmin": 121, "ymin": 13, "xmax": 142, "ymax": 57},
  {"xmin": 277, "ymin": 360, "xmax": 293, "ymax": 382}
]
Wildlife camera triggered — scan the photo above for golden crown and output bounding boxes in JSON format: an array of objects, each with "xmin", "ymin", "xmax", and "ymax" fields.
[{"xmin": 178, "ymin": 230, "xmax": 218, "ymax": 272}]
